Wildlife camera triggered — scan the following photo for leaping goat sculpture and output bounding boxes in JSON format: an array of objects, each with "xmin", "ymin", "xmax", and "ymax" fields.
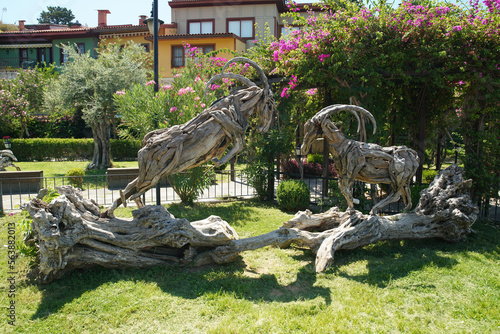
[
  {"xmin": 102, "ymin": 57, "xmax": 275, "ymax": 217},
  {"xmin": 301, "ymin": 104, "xmax": 419, "ymax": 215}
]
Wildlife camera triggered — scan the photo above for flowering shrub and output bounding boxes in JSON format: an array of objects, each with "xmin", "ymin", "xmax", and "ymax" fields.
[
  {"xmin": 0, "ymin": 65, "xmax": 56, "ymax": 137},
  {"xmin": 249, "ymin": 0, "xmax": 500, "ymax": 202},
  {"xmin": 114, "ymin": 44, "xmax": 250, "ymax": 139},
  {"xmin": 281, "ymin": 158, "xmax": 337, "ymax": 178}
]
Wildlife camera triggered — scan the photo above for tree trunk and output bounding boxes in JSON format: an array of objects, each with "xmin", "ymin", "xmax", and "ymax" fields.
[
  {"xmin": 26, "ymin": 165, "xmax": 477, "ymax": 283},
  {"xmin": 88, "ymin": 119, "xmax": 112, "ymax": 170}
]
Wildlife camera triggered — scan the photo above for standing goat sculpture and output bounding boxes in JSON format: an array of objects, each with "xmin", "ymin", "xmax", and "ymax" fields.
[
  {"xmin": 301, "ymin": 104, "xmax": 419, "ymax": 215},
  {"xmin": 102, "ymin": 57, "xmax": 275, "ymax": 217}
]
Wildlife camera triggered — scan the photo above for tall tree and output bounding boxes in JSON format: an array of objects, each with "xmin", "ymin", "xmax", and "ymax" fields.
[
  {"xmin": 44, "ymin": 42, "xmax": 151, "ymax": 169},
  {"xmin": 37, "ymin": 6, "xmax": 75, "ymax": 25}
]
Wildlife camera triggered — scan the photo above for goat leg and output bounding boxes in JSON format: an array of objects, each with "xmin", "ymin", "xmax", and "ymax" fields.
[{"xmin": 370, "ymin": 189, "xmax": 402, "ymax": 215}]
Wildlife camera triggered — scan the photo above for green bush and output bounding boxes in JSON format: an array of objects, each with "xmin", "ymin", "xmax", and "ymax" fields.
[
  {"xmin": 9, "ymin": 138, "xmax": 141, "ymax": 161},
  {"xmin": 243, "ymin": 161, "xmax": 272, "ymax": 201},
  {"xmin": 307, "ymin": 153, "xmax": 323, "ymax": 165},
  {"xmin": 65, "ymin": 168, "xmax": 85, "ymax": 188},
  {"xmin": 276, "ymin": 179, "xmax": 310, "ymax": 212},
  {"xmin": 410, "ymin": 184, "xmax": 429, "ymax": 210},
  {"xmin": 167, "ymin": 166, "xmax": 215, "ymax": 205},
  {"xmin": 327, "ymin": 180, "xmax": 348, "ymax": 210},
  {"xmin": 110, "ymin": 139, "xmax": 142, "ymax": 161},
  {"xmin": 422, "ymin": 169, "xmax": 438, "ymax": 184}
]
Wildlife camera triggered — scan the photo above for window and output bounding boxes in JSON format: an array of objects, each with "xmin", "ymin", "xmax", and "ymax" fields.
[
  {"xmin": 60, "ymin": 47, "xmax": 68, "ymax": 64},
  {"xmin": 281, "ymin": 26, "xmax": 300, "ymax": 38},
  {"xmin": 37, "ymin": 48, "xmax": 46, "ymax": 63},
  {"xmin": 172, "ymin": 45, "xmax": 215, "ymax": 68},
  {"xmin": 188, "ymin": 20, "xmax": 214, "ymax": 34},
  {"xmin": 141, "ymin": 43, "xmax": 150, "ymax": 52},
  {"xmin": 227, "ymin": 18, "xmax": 254, "ymax": 39},
  {"xmin": 19, "ymin": 49, "xmax": 28, "ymax": 68},
  {"xmin": 76, "ymin": 43, "xmax": 85, "ymax": 54},
  {"xmin": 172, "ymin": 46, "xmax": 184, "ymax": 67}
]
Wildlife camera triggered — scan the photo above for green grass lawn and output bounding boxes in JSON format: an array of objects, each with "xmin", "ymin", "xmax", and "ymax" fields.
[
  {"xmin": 13, "ymin": 161, "xmax": 139, "ymax": 178},
  {"xmin": 1, "ymin": 200, "xmax": 499, "ymax": 333}
]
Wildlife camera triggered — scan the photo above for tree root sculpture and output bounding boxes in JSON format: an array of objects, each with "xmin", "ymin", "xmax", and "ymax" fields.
[{"xmin": 25, "ymin": 165, "xmax": 477, "ymax": 283}]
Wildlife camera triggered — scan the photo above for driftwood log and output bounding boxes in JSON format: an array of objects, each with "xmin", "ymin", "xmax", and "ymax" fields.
[{"xmin": 25, "ymin": 165, "xmax": 477, "ymax": 283}]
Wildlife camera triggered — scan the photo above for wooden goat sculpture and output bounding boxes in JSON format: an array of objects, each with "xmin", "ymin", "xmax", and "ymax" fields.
[
  {"xmin": 301, "ymin": 104, "xmax": 419, "ymax": 214},
  {"xmin": 102, "ymin": 57, "xmax": 275, "ymax": 217}
]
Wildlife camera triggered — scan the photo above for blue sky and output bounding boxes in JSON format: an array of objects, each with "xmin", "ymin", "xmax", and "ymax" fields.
[
  {"xmin": 1, "ymin": 0, "xmax": 466, "ymax": 27},
  {"xmin": 0, "ymin": 0, "xmax": 319, "ymax": 27},
  {"xmin": 1, "ymin": 0, "xmax": 173, "ymax": 26}
]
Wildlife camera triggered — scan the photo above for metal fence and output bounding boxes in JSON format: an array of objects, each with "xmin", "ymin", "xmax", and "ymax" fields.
[
  {"xmin": 276, "ymin": 172, "xmax": 417, "ymax": 214},
  {"xmin": 0, "ymin": 170, "xmax": 255, "ymax": 212},
  {"xmin": 1, "ymin": 169, "xmax": 499, "ymax": 221}
]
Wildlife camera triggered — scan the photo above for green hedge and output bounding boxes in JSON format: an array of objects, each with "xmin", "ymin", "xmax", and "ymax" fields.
[{"xmin": 10, "ymin": 138, "xmax": 141, "ymax": 161}]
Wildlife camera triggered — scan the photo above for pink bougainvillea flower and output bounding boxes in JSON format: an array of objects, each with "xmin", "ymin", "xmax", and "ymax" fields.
[
  {"xmin": 281, "ymin": 87, "xmax": 290, "ymax": 98},
  {"xmin": 306, "ymin": 88, "xmax": 318, "ymax": 96},
  {"xmin": 115, "ymin": 90, "xmax": 126, "ymax": 95},
  {"xmin": 145, "ymin": 80, "xmax": 155, "ymax": 86},
  {"xmin": 318, "ymin": 54, "xmax": 330, "ymax": 62},
  {"xmin": 170, "ymin": 107, "xmax": 177, "ymax": 112}
]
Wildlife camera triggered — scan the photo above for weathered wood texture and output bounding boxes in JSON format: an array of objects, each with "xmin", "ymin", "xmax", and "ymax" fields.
[
  {"xmin": 26, "ymin": 165, "xmax": 476, "ymax": 282},
  {"xmin": 0, "ymin": 149, "xmax": 20, "ymax": 171},
  {"xmin": 26, "ymin": 186, "xmax": 239, "ymax": 283},
  {"xmin": 302, "ymin": 105, "xmax": 420, "ymax": 214}
]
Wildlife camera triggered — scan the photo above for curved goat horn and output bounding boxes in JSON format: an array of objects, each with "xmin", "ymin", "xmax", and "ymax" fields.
[
  {"xmin": 205, "ymin": 73, "xmax": 257, "ymax": 101},
  {"xmin": 313, "ymin": 104, "xmax": 377, "ymax": 135},
  {"xmin": 222, "ymin": 57, "xmax": 270, "ymax": 93}
]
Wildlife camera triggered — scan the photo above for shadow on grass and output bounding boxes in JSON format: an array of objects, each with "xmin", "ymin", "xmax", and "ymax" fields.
[
  {"xmin": 323, "ymin": 221, "xmax": 500, "ymax": 288},
  {"xmin": 29, "ymin": 257, "xmax": 331, "ymax": 320},
  {"xmin": 27, "ymin": 217, "xmax": 499, "ymax": 320}
]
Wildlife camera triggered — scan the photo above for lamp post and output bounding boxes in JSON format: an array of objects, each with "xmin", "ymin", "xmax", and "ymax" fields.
[
  {"xmin": 295, "ymin": 146, "xmax": 304, "ymax": 181},
  {"xmin": 143, "ymin": 1, "xmax": 164, "ymax": 95},
  {"xmin": 144, "ymin": 0, "xmax": 164, "ymax": 205}
]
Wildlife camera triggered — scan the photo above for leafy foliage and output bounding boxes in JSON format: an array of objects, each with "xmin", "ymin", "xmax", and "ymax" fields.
[
  {"xmin": 65, "ymin": 168, "xmax": 85, "ymax": 188},
  {"xmin": 9, "ymin": 138, "xmax": 141, "ymax": 161},
  {"xmin": 16, "ymin": 188, "xmax": 59, "ymax": 257},
  {"xmin": 37, "ymin": 6, "xmax": 75, "ymax": 25},
  {"xmin": 248, "ymin": 0, "xmax": 500, "ymax": 203},
  {"xmin": 0, "ymin": 20, "xmax": 19, "ymax": 32},
  {"xmin": 281, "ymin": 159, "xmax": 338, "ymax": 178},
  {"xmin": 276, "ymin": 179, "xmax": 311, "ymax": 211},
  {"xmin": 244, "ymin": 160, "xmax": 273, "ymax": 201},
  {"xmin": 167, "ymin": 166, "xmax": 215, "ymax": 205},
  {"xmin": 114, "ymin": 44, "xmax": 242, "ymax": 140},
  {"xmin": 0, "ymin": 65, "xmax": 57, "ymax": 137},
  {"xmin": 44, "ymin": 41, "xmax": 151, "ymax": 169}
]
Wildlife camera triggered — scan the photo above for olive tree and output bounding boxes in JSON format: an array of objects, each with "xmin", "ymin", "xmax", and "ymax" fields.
[{"xmin": 45, "ymin": 42, "xmax": 151, "ymax": 169}]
